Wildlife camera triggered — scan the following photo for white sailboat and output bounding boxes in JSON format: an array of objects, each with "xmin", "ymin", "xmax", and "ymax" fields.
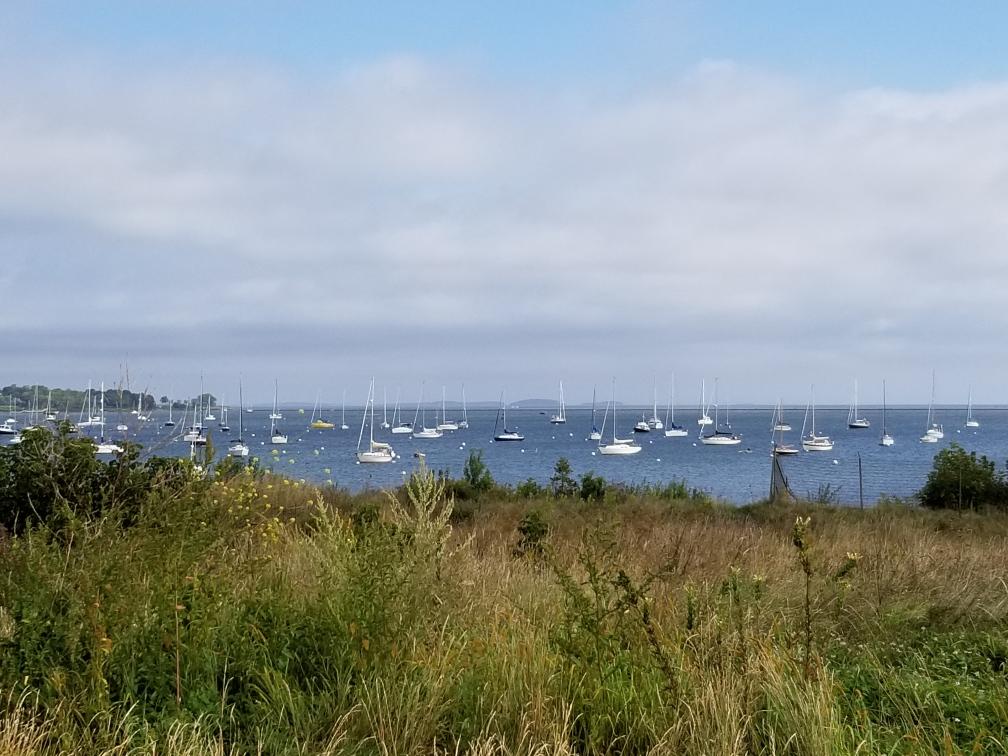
[
  {"xmin": 340, "ymin": 389, "xmax": 350, "ymax": 430},
  {"xmin": 847, "ymin": 379, "xmax": 870, "ymax": 428},
  {"xmin": 437, "ymin": 386, "xmax": 459, "ymax": 431},
  {"xmin": 801, "ymin": 385, "xmax": 833, "ymax": 451},
  {"xmin": 380, "ymin": 387, "xmax": 391, "ymax": 429},
  {"xmin": 45, "ymin": 390, "xmax": 57, "ymax": 423},
  {"xmin": 77, "ymin": 381, "xmax": 103, "ymax": 428},
  {"xmin": 493, "ymin": 391, "xmax": 524, "ymax": 441},
  {"xmin": 229, "ymin": 381, "xmax": 250, "ymax": 457},
  {"xmin": 357, "ymin": 378, "xmax": 396, "ymax": 463},
  {"xmin": 164, "ymin": 389, "xmax": 176, "ymax": 427},
  {"xmin": 697, "ymin": 379, "xmax": 713, "ymax": 427},
  {"xmin": 269, "ymin": 381, "xmax": 283, "ymax": 420},
  {"xmin": 599, "ymin": 379, "xmax": 641, "ymax": 455},
  {"xmin": 412, "ymin": 382, "xmax": 443, "ymax": 439},
  {"xmin": 924, "ymin": 370, "xmax": 943, "ymax": 440},
  {"xmin": 0, "ymin": 393, "xmax": 17, "ymax": 435},
  {"xmin": 965, "ymin": 387, "xmax": 980, "ymax": 428},
  {"xmin": 772, "ymin": 399, "xmax": 792, "ymax": 432},
  {"xmin": 459, "ymin": 385, "xmax": 469, "ymax": 429},
  {"xmin": 879, "ymin": 379, "xmax": 894, "ymax": 446},
  {"xmin": 95, "ymin": 382, "xmax": 123, "ymax": 455},
  {"xmin": 219, "ymin": 405, "xmax": 230, "ymax": 432},
  {"xmin": 390, "ymin": 388, "xmax": 413, "ymax": 434},
  {"xmin": 647, "ymin": 378, "xmax": 663, "ymax": 430},
  {"xmin": 664, "ymin": 375, "xmax": 688, "ymax": 437},
  {"xmin": 588, "ymin": 385, "xmax": 602, "ymax": 441},
  {"xmin": 549, "ymin": 380, "xmax": 567, "ymax": 424},
  {"xmin": 701, "ymin": 379, "xmax": 742, "ymax": 446},
  {"xmin": 270, "ymin": 381, "xmax": 288, "ymax": 444},
  {"xmin": 771, "ymin": 402, "xmax": 799, "ymax": 455}
]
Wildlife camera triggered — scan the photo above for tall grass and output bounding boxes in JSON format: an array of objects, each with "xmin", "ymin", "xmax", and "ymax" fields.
[{"xmin": 1, "ymin": 462, "xmax": 1007, "ymax": 753}]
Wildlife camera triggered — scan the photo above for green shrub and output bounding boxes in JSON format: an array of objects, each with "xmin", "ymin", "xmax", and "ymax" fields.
[
  {"xmin": 920, "ymin": 443, "xmax": 1008, "ymax": 510},
  {"xmin": 579, "ymin": 471, "xmax": 607, "ymax": 502},
  {"xmin": 515, "ymin": 477, "xmax": 542, "ymax": 499},
  {"xmin": 462, "ymin": 450, "xmax": 494, "ymax": 494},
  {"xmin": 514, "ymin": 509, "xmax": 550, "ymax": 558},
  {"xmin": 549, "ymin": 457, "xmax": 578, "ymax": 497}
]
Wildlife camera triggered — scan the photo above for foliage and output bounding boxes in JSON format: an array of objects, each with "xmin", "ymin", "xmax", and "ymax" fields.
[
  {"xmin": 0, "ymin": 425, "xmax": 198, "ymax": 535},
  {"xmin": 515, "ymin": 477, "xmax": 543, "ymax": 498},
  {"xmin": 513, "ymin": 508, "xmax": 550, "ymax": 559},
  {"xmin": 0, "ymin": 456, "xmax": 1007, "ymax": 752},
  {"xmin": 579, "ymin": 471, "xmax": 607, "ymax": 502},
  {"xmin": 461, "ymin": 449, "xmax": 494, "ymax": 494},
  {"xmin": 920, "ymin": 442, "xmax": 1008, "ymax": 510},
  {"xmin": 0, "ymin": 384, "xmax": 212, "ymax": 412},
  {"xmin": 548, "ymin": 457, "xmax": 578, "ymax": 497}
]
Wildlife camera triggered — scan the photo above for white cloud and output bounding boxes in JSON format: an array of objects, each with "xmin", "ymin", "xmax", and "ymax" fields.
[{"xmin": 1, "ymin": 56, "xmax": 1006, "ymax": 402}]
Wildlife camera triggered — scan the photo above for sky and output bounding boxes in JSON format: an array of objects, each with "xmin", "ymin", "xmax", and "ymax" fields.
[{"xmin": 2, "ymin": 1, "xmax": 1008, "ymax": 405}]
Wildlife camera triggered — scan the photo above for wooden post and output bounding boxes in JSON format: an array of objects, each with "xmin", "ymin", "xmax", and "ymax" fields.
[{"xmin": 858, "ymin": 452, "xmax": 864, "ymax": 509}]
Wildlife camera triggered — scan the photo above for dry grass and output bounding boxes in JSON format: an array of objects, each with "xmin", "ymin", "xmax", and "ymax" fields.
[{"xmin": 2, "ymin": 468, "xmax": 1007, "ymax": 754}]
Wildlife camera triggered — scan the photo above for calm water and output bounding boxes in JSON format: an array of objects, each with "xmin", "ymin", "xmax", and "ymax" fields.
[{"xmin": 53, "ymin": 406, "xmax": 1007, "ymax": 505}]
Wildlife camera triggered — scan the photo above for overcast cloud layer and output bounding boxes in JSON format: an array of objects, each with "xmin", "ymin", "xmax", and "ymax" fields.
[{"xmin": 2, "ymin": 54, "xmax": 1007, "ymax": 405}]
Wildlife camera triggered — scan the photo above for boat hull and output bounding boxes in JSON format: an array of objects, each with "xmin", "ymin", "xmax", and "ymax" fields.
[{"xmin": 598, "ymin": 443, "xmax": 641, "ymax": 455}]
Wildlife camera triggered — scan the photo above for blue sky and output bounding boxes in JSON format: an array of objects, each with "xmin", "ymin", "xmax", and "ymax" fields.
[
  {"xmin": 2, "ymin": 3, "xmax": 1008, "ymax": 404},
  {"xmin": 8, "ymin": 1, "xmax": 1008, "ymax": 88}
]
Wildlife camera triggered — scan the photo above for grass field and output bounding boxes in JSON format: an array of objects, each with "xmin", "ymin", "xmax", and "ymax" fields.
[{"xmin": 1, "ymin": 455, "xmax": 1007, "ymax": 754}]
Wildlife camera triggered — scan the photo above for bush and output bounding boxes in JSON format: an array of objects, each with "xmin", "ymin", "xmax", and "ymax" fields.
[
  {"xmin": 515, "ymin": 477, "xmax": 542, "ymax": 499},
  {"xmin": 0, "ymin": 425, "xmax": 199, "ymax": 535},
  {"xmin": 514, "ymin": 509, "xmax": 550, "ymax": 558},
  {"xmin": 549, "ymin": 457, "xmax": 578, "ymax": 497},
  {"xmin": 462, "ymin": 450, "xmax": 494, "ymax": 495},
  {"xmin": 579, "ymin": 471, "xmax": 607, "ymax": 502},
  {"xmin": 920, "ymin": 443, "xmax": 1008, "ymax": 510}
]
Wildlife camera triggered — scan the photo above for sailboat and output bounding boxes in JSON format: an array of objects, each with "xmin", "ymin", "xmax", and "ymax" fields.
[
  {"xmin": 879, "ymin": 379, "xmax": 894, "ymax": 446},
  {"xmin": 340, "ymin": 389, "xmax": 350, "ymax": 430},
  {"xmin": 493, "ymin": 391, "xmax": 524, "ymax": 441},
  {"xmin": 380, "ymin": 387, "xmax": 391, "ymax": 429},
  {"xmin": 219, "ymin": 405, "xmax": 230, "ymax": 432},
  {"xmin": 390, "ymin": 388, "xmax": 413, "ymax": 434},
  {"xmin": 95, "ymin": 382, "xmax": 123, "ymax": 455},
  {"xmin": 229, "ymin": 381, "xmax": 250, "ymax": 457},
  {"xmin": 357, "ymin": 379, "xmax": 396, "ymax": 463},
  {"xmin": 0, "ymin": 393, "xmax": 17, "ymax": 435},
  {"xmin": 664, "ymin": 375, "xmax": 688, "ymax": 437},
  {"xmin": 773, "ymin": 399, "xmax": 791, "ymax": 432},
  {"xmin": 459, "ymin": 385, "xmax": 469, "ymax": 429},
  {"xmin": 412, "ymin": 382, "xmax": 443, "ymax": 439},
  {"xmin": 965, "ymin": 387, "xmax": 980, "ymax": 428},
  {"xmin": 647, "ymin": 378, "xmax": 663, "ymax": 430},
  {"xmin": 588, "ymin": 385, "xmax": 602, "ymax": 441},
  {"xmin": 923, "ymin": 370, "xmax": 943, "ymax": 440},
  {"xmin": 847, "ymin": 379, "xmax": 870, "ymax": 428},
  {"xmin": 77, "ymin": 381, "xmax": 103, "ymax": 428},
  {"xmin": 44, "ymin": 390, "xmax": 57, "ymax": 423},
  {"xmin": 697, "ymin": 379, "xmax": 713, "ymax": 427},
  {"xmin": 270, "ymin": 381, "xmax": 288, "ymax": 444},
  {"xmin": 599, "ymin": 379, "xmax": 641, "ymax": 455},
  {"xmin": 136, "ymin": 390, "xmax": 150, "ymax": 422},
  {"xmin": 309, "ymin": 392, "xmax": 335, "ymax": 429},
  {"xmin": 164, "ymin": 390, "xmax": 176, "ymax": 427},
  {"xmin": 633, "ymin": 409, "xmax": 651, "ymax": 433},
  {"xmin": 437, "ymin": 386, "xmax": 459, "ymax": 431},
  {"xmin": 701, "ymin": 379, "xmax": 742, "ymax": 446},
  {"xmin": 801, "ymin": 385, "xmax": 833, "ymax": 451},
  {"xmin": 549, "ymin": 380, "xmax": 567, "ymax": 424},
  {"xmin": 771, "ymin": 402, "xmax": 799, "ymax": 455}
]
